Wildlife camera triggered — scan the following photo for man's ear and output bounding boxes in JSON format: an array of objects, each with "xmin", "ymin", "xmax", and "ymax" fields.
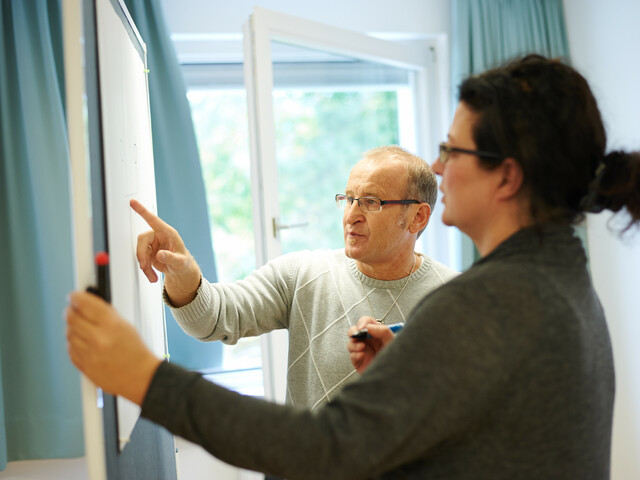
[
  {"xmin": 496, "ymin": 157, "xmax": 524, "ymax": 200},
  {"xmin": 409, "ymin": 203, "xmax": 431, "ymax": 234}
]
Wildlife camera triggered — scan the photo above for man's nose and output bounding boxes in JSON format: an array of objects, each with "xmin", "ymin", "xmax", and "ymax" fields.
[{"xmin": 344, "ymin": 200, "xmax": 364, "ymax": 222}]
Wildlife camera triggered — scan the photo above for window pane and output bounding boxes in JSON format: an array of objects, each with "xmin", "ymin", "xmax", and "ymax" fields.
[
  {"xmin": 267, "ymin": 40, "xmax": 415, "ymax": 254},
  {"xmin": 273, "ymin": 89, "xmax": 403, "ymax": 253},
  {"xmin": 187, "ymin": 89, "xmax": 263, "ymax": 392},
  {"xmin": 185, "ymin": 60, "xmax": 413, "ymax": 394}
]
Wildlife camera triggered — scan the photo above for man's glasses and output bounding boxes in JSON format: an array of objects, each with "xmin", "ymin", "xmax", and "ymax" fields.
[
  {"xmin": 438, "ymin": 142, "xmax": 503, "ymax": 164},
  {"xmin": 335, "ymin": 194, "xmax": 420, "ymax": 212}
]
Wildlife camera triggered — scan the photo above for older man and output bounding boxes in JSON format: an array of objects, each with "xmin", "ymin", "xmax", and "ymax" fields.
[{"xmin": 131, "ymin": 145, "xmax": 457, "ymax": 410}]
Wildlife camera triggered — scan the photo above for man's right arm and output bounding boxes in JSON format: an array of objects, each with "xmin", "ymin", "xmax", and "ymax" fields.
[
  {"xmin": 170, "ymin": 256, "xmax": 295, "ymax": 344},
  {"xmin": 131, "ymin": 199, "xmax": 298, "ymax": 343}
]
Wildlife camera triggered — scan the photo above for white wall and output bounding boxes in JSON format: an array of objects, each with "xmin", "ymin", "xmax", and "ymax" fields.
[
  {"xmin": 161, "ymin": 0, "xmax": 450, "ymax": 37},
  {"xmin": 563, "ymin": 0, "xmax": 640, "ymax": 479},
  {"xmin": 160, "ymin": 0, "xmax": 451, "ymax": 70}
]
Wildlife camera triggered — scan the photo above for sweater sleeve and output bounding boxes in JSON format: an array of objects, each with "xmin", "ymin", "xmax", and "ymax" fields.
[{"xmin": 168, "ymin": 252, "xmax": 301, "ymax": 344}]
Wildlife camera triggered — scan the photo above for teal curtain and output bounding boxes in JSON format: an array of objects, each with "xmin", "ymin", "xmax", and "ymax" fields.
[
  {"xmin": 0, "ymin": 0, "xmax": 83, "ymax": 469},
  {"xmin": 122, "ymin": 0, "xmax": 221, "ymax": 371},
  {"xmin": 451, "ymin": 0, "xmax": 570, "ymax": 267},
  {"xmin": 452, "ymin": 0, "xmax": 570, "ymax": 91}
]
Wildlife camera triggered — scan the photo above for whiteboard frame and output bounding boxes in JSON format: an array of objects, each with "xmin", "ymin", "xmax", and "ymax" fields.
[{"xmin": 62, "ymin": 0, "xmax": 107, "ymax": 477}]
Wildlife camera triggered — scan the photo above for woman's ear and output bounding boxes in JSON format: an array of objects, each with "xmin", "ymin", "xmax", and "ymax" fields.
[{"xmin": 496, "ymin": 157, "xmax": 524, "ymax": 200}]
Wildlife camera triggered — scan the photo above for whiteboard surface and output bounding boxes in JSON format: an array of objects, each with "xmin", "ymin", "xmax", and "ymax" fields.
[{"xmin": 95, "ymin": 0, "xmax": 167, "ymax": 451}]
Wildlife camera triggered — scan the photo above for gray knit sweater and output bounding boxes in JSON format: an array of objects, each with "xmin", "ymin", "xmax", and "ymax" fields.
[
  {"xmin": 169, "ymin": 249, "xmax": 458, "ymax": 409},
  {"xmin": 143, "ymin": 226, "xmax": 614, "ymax": 479}
]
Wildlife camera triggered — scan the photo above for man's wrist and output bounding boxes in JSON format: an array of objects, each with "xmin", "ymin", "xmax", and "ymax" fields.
[{"xmin": 164, "ymin": 274, "xmax": 202, "ymax": 307}]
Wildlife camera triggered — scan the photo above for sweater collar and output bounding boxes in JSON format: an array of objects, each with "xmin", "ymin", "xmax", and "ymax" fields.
[
  {"xmin": 348, "ymin": 253, "xmax": 431, "ymax": 289},
  {"xmin": 474, "ymin": 225, "xmax": 587, "ymax": 267}
]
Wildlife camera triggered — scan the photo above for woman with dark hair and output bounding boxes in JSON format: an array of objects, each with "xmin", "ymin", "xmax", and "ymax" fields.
[
  {"xmin": 66, "ymin": 55, "xmax": 640, "ymax": 479},
  {"xmin": 452, "ymin": 54, "xmax": 639, "ymax": 231}
]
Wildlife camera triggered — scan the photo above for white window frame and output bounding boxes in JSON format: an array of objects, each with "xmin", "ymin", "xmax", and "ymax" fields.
[{"xmin": 242, "ymin": 7, "xmax": 455, "ymax": 403}]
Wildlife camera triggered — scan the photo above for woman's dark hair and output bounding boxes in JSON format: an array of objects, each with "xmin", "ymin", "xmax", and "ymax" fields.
[{"xmin": 458, "ymin": 54, "xmax": 640, "ymax": 232}]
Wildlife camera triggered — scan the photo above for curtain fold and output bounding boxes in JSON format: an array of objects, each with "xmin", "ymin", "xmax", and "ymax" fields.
[
  {"xmin": 0, "ymin": 0, "xmax": 83, "ymax": 469},
  {"xmin": 452, "ymin": 0, "xmax": 570, "ymax": 85},
  {"xmin": 451, "ymin": 0, "xmax": 571, "ymax": 267},
  {"xmin": 122, "ymin": 0, "xmax": 221, "ymax": 371}
]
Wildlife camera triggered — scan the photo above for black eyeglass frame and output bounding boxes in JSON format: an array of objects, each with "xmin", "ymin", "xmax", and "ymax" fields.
[
  {"xmin": 438, "ymin": 142, "xmax": 503, "ymax": 164},
  {"xmin": 335, "ymin": 194, "xmax": 420, "ymax": 212}
]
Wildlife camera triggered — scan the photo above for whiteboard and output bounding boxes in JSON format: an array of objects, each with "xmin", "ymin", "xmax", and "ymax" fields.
[
  {"xmin": 94, "ymin": 0, "xmax": 167, "ymax": 452},
  {"xmin": 63, "ymin": 0, "xmax": 175, "ymax": 477}
]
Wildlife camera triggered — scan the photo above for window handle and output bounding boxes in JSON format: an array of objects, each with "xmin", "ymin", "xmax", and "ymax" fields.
[{"xmin": 272, "ymin": 217, "xmax": 309, "ymax": 237}]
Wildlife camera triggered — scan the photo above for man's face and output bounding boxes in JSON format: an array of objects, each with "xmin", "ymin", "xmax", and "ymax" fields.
[{"xmin": 342, "ymin": 158, "xmax": 415, "ymax": 269}]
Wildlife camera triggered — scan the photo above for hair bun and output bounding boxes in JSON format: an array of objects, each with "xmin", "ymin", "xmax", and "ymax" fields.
[{"xmin": 589, "ymin": 151, "xmax": 640, "ymax": 232}]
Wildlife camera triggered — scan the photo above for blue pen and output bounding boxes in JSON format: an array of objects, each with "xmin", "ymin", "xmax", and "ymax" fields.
[{"xmin": 350, "ymin": 322, "xmax": 405, "ymax": 339}]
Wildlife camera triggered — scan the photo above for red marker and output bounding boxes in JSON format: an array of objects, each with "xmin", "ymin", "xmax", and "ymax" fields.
[{"xmin": 87, "ymin": 252, "xmax": 111, "ymax": 302}]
